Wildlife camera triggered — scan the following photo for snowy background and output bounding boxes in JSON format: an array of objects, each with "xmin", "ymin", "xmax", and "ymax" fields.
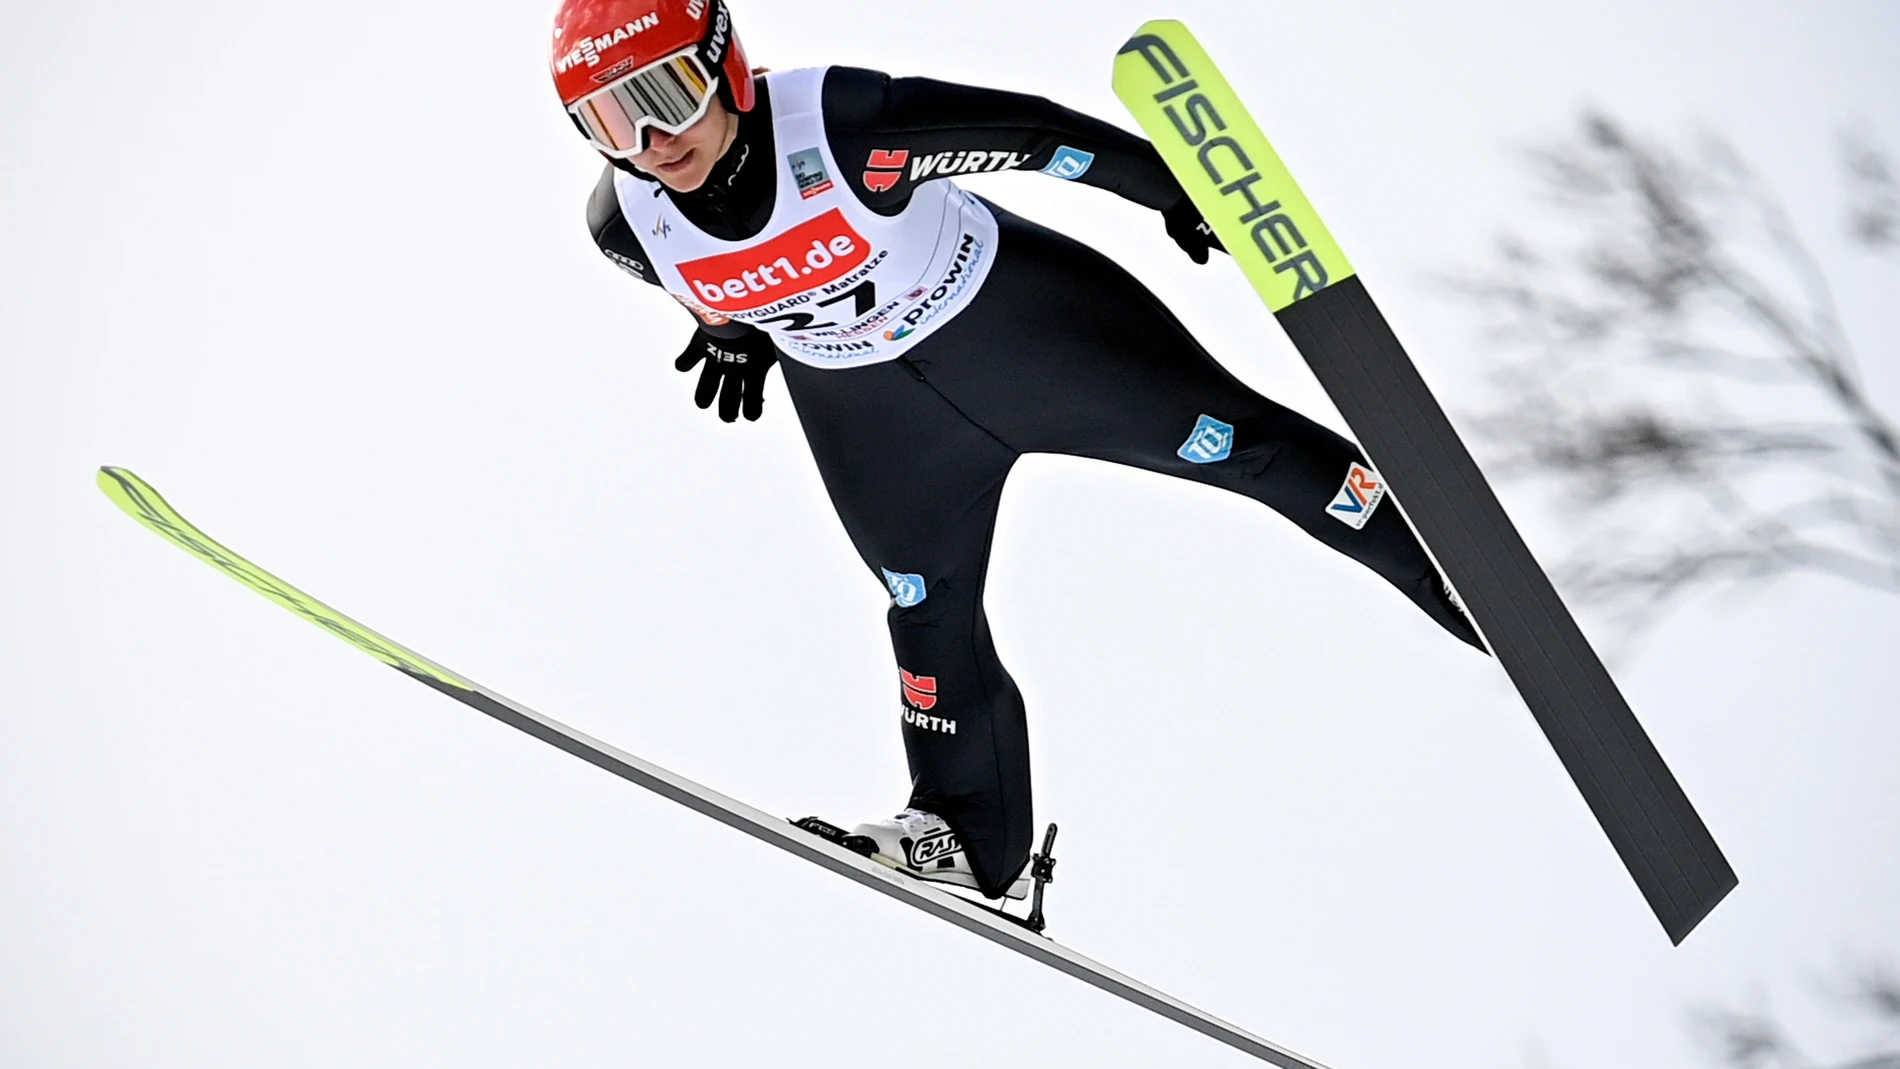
[{"xmin": 4, "ymin": 1, "xmax": 1896, "ymax": 1066}]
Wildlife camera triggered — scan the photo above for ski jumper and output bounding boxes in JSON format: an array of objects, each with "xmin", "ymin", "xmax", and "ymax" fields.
[{"xmin": 591, "ymin": 67, "xmax": 1482, "ymax": 897}]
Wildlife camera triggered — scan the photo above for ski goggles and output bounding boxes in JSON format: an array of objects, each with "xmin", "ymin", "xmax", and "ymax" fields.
[{"xmin": 567, "ymin": 48, "xmax": 719, "ymax": 158}]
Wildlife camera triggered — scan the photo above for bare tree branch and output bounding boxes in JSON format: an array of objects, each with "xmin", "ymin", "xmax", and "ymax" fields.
[
  {"xmin": 1860, "ymin": 965, "xmax": 1900, "ymax": 1025},
  {"xmin": 1685, "ymin": 963, "xmax": 1900, "ymax": 1069},
  {"xmin": 1443, "ymin": 110, "xmax": 1900, "ymax": 646},
  {"xmin": 1844, "ymin": 134, "xmax": 1900, "ymax": 252},
  {"xmin": 1693, "ymin": 1006, "xmax": 1811, "ymax": 1069}
]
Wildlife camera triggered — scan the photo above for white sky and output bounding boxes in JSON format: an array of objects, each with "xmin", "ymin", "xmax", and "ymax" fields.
[{"xmin": 5, "ymin": 1, "xmax": 1897, "ymax": 1067}]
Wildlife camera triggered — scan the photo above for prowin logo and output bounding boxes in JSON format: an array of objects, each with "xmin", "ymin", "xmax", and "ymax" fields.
[
  {"xmin": 554, "ymin": 13, "xmax": 662, "ymax": 73},
  {"xmin": 885, "ymin": 233, "xmax": 981, "ymax": 339},
  {"xmin": 796, "ymin": 339, "xmax": 877, "ymax": 357},
  {"xmin": 905, "ymin": 829, "xmax": 962, "ymax": 869},
  {"xmin": 1119, "ymin": 34, "xmax": 1331, "ymax": 303}
]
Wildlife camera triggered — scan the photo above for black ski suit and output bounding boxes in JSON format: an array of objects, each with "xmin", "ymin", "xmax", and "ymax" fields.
[{"xmin": 589, "ymin": 68, "xmax": 1481, "ymax": 898}]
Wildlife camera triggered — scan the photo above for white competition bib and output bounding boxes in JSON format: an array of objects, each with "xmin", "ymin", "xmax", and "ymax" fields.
[{"xmin": 620, "ymin": 67, "xmax": 998, "ymax": 368}]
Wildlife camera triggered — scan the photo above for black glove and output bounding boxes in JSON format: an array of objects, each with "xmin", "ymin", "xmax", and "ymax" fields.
[
  {"xmin": 1163, "ymin": 195, "xmax": 1226, "ymax": 264},
  {"xmin": 673, "ymin": 328, "xmax": 779, "ymax": 423}
]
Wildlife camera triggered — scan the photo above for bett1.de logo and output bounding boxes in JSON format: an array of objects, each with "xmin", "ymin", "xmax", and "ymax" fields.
[{"xmin": 679, "ymin": 210, "xmax": 871, "ymax": 313}]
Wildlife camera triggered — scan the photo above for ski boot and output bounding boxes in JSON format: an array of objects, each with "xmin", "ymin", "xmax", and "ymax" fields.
[
  {"xmin": 847, "ymin": 808, "xmax": 1032, "ymax": 900},
  {"xmin": 792, "ymin": 811, "xmax": 1060, "ymax": 933}
]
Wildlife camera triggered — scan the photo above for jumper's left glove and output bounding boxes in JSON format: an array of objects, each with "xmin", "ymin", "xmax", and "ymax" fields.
[
  {"xmin": 674, "ymin": 327, "xmax": 779, "ymax": 423},
  {"xmin": 1163, "ymin": 195, "xmax": 1226, "ymax": 265}
]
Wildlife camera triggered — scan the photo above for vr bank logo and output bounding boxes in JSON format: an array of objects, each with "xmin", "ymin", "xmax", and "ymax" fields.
[
  {"xmin": 1177, "ymin": 414, "xmax": 1234, "ymax": 464},
  {"xmin": 1327, "ymin": 462, "xmax": 1387, "ymax": 529}
]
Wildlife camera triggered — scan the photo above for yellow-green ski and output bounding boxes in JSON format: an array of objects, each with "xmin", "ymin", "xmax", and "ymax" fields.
[
  {"xmin": 95, "ymin": 466, "xmax": 473, "ymax": 688},
  {"xmin": 1112, "ymin": 21, "xmax": 1352, "ymax": 312},
  {"xmin": 97, "ymin": 465, "xmax": 1337, "ymax": 1068},
  {"xmin": 1113, "ymin": 20, "xmax": 1736, "ymax": 945}
]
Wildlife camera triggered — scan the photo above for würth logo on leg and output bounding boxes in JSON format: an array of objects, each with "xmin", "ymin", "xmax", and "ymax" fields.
[
  {"xmin": 899, "ymin": 669, "xmax": 937, "ymax": 710},
  {"xmin": 900, "ymin": 669, "xmax": 956, "ymax": 734}
]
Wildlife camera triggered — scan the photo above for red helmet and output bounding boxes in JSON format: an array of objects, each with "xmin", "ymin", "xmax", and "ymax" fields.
[{"xmin": 551, "ymin": 0, "xmax": 754, "ymax": 158}]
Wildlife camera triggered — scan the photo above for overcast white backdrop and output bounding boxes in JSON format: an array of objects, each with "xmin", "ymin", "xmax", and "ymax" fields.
[{"xmin": 5, "ymin": 1, "xmax": 1896, "ymax": 1067}]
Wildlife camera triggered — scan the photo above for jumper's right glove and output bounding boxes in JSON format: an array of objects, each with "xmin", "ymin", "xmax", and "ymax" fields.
[
  {"xmin": 1163, "ymin": 195, "xmax": 1226, "ymax": 265},
  {"xmin": 673, "ymin": 327, "xmax": 779, "ymax": 423}
]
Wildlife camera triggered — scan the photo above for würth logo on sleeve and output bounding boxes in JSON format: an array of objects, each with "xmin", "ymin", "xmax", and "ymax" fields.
[
  {"xmin": 1327, "ymin": 462, "xmax": 1387, "ymax": 529},
  {"xmin": 909, "ymin": 150, "xmax": 1030, "ymax": 181},
  {"xmin": 863, "ymin": 149, "xmax": 910, "ymax": 193},
  {"xmin": 677, "ymin": 209, "xmax": 871, "ymax": 313}
]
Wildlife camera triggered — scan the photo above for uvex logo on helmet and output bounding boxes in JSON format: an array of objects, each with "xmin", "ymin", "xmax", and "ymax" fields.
[
  {"xmin": 704, "ymin": 2, "xmax": 731, "ymax": 66},
  {"xmin": 549, "ymin": 0, "xmax": 755, "ymax": 114}
]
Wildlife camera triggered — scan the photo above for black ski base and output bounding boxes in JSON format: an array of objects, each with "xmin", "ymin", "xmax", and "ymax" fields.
[{"xmin": 1276, "ymin": 276, "xmax": 1737, "ymax": 942}]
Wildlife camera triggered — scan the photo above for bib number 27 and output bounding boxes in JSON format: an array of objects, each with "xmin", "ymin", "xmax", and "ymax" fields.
[{"xmin": 751, "ymin": 279, "xmax": 878, "ymax": 333}]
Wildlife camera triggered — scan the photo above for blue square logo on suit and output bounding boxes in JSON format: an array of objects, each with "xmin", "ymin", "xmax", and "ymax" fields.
[
  {"xmin": 882, "ymin": 568, "xmax": 929, "ymax": 608},
  {"xmin": 1040, "ymin": 146, "xmax": 1096, "ymax": 181},
  {"xmin": 1177, "ymin": 414, "xmax": 1235, "ymax": 464}
]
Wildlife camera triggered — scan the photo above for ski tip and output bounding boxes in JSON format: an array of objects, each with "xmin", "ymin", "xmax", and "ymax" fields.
[
  {"xmin": 1114, "ymin": 19, "xmax": 1187, "ymax": 64},
  {"xmin": 1120, "ymin": 17, "xmax": 1187, "ymax": 40},
  {"xmin": 97, "ymin": 467, "xmax": 186, "ymax": 531},
  {"xmin": 96, "ymin": 465, "xmax": 145, "ymax": 490},
  {"xmin": 94, "ymin": 464, "xmax": 483, "ymax": 692},
  {"xmin": 1112, "ymin": 15, "xmax": 1355, "ymax": 312},
  {"xmin": 96, "ymin": 466, "xmax": 155, "ymax": 515}
]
